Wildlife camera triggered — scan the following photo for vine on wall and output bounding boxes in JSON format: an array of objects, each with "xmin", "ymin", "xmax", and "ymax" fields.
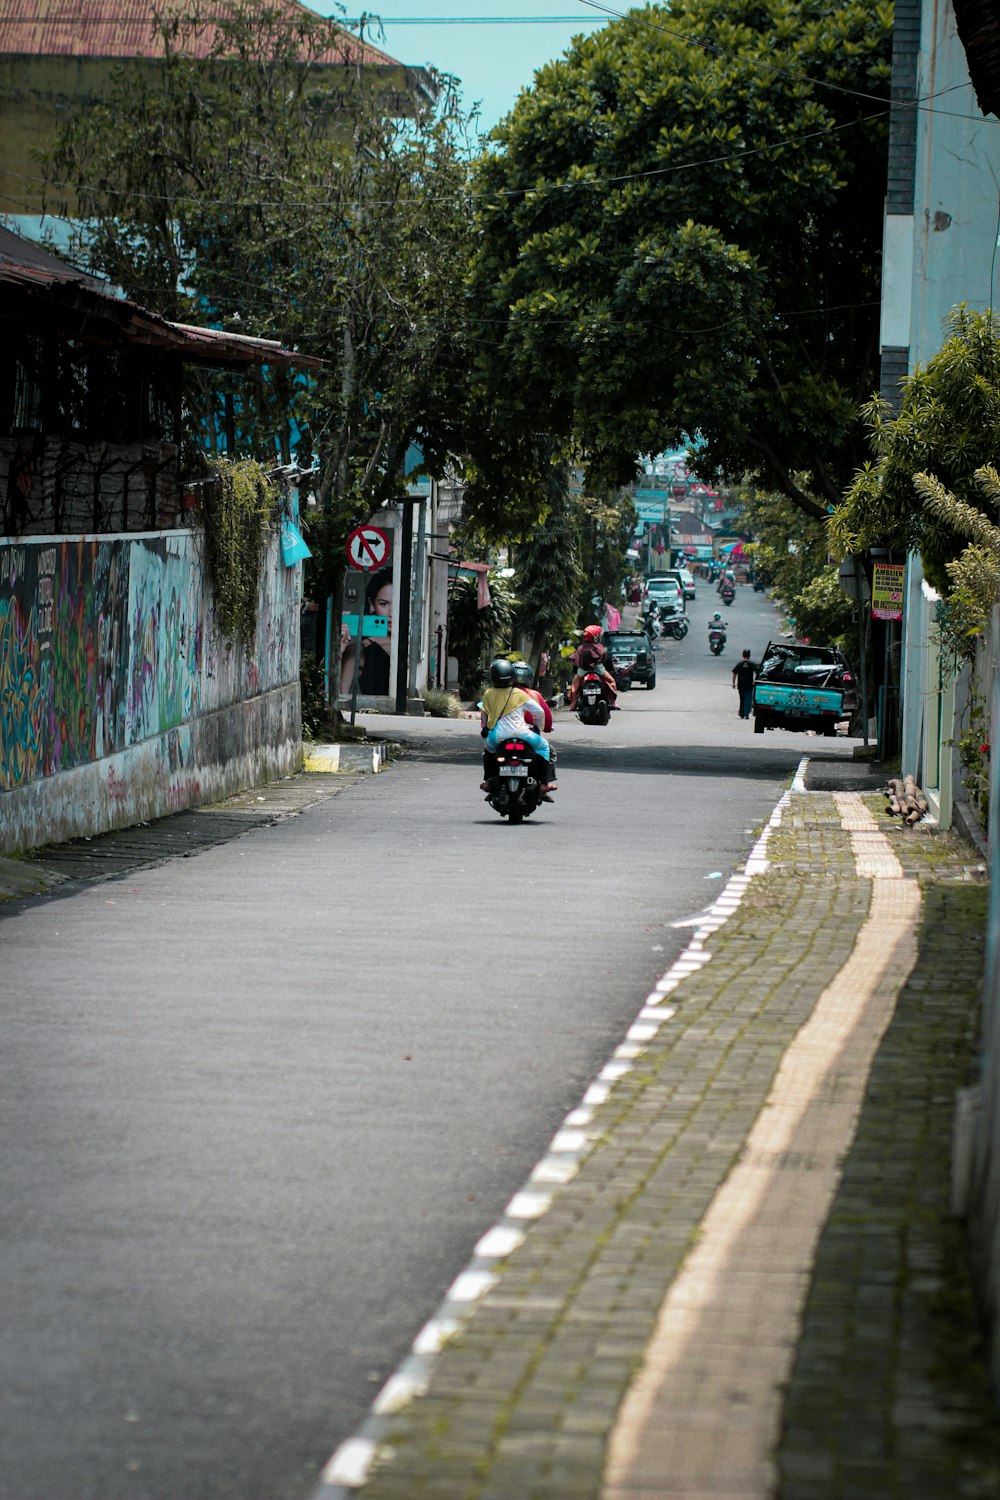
[
  {"xmin": 199, "ymin": 458, "xmax": 274, "ymax": 648},
  {"xmin": 952, "ymin": 694, "xmax": 991, "ymax": 833}
]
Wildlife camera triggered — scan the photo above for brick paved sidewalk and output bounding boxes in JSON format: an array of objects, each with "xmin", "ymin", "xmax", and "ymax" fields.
[{"xmin": 314, "ymin": 786, "xmax": 998, "ymax": 1500}]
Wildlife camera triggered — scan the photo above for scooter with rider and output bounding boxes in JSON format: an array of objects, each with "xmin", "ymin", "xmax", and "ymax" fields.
[
  {"xmin": 708, "ymin": 612, "xmax": 728, "ymax": 656},
  {"xmin": 567, "ymin": 625, "xmax": 618, "ymax": 721}
]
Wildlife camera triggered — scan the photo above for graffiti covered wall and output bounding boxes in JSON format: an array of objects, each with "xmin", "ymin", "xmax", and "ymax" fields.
[{"xmin": 0, "ymin": 530, "xmax": 301, "ymax": 851}]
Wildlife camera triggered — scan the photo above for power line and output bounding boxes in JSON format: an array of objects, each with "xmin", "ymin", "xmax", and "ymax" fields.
[
  {"xmin": 349, "ymin": 14, "xmax": 608, "ymax": 22},
  {"xmin": 2, "ymin": 101, "xmax": 891, "ymax": 215},
  {"xmin": 6, "ymin": 11, "xmax": 607, "ymax": 22}
]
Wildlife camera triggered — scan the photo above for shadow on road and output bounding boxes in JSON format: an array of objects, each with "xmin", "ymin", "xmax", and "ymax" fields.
[{"xmin": 399, "ymin": 733, "xmax": 882, "ymax": 786}]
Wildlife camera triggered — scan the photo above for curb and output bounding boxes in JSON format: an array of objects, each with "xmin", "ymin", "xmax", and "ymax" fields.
[
  {"xmin": 303, "ymin": 741, "xmax": 402, "ymax": 775},
  {"xmin": 307, "ymin": 762, "xmax": 805, "ymax": 1499}
]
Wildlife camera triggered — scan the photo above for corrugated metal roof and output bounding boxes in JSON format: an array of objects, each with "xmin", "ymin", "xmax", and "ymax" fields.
[
  {"xmin": 0, "ymin": 0, "xmax": 397, "ymax": 67},
  {"xmin": 953, "ymin": 0, "xmax": 1000, "ymax": 117},
  {"xmin": 0, "ymin": 225, "xmax": 322, "ymax": 368},
  {"xmin": 0, "ymin": 222, "xmax": 101, "ymax": 283}
]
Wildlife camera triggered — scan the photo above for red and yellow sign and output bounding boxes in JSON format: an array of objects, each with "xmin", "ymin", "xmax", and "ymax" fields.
[{"xmin": 872, "ymin": 562, "xmax": 904, "ymax": 621}]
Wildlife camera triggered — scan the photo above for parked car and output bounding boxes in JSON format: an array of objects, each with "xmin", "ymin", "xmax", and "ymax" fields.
[
  {"xmin": 643, "ymin": 575, "xmax": 685, "ymax": 614},
  {"xmin": 753, "ymin": 642, "xmax": 858, "ymax": 734},
  {"xmin": 602, "ymin": 630, "xmax": 656, "ymax": 690},
  {"xmin": 657, "ymin": 568, "xmax": 694, "ymax": 603}
]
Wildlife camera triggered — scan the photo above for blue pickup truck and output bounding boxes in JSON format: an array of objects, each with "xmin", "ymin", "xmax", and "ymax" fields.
[{"xmin": 752, "ymin": 642, "xmax": 856, "ymax": 736}]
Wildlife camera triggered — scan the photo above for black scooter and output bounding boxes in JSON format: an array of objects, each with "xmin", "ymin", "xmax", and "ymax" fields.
[
  {"xmin": 577, "ymin": 671, "xmax": 613, "ymax": 726},
  {"xmin": 638, "ymin": 607, "xmax": 661, "ymax": 645},
  {"xmin": 484, "ymin": 737, "xmax": 546, "ymax": 822}
]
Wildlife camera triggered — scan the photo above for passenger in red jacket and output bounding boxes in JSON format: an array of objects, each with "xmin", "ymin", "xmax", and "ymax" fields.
[
  {"xmin": 512, "ymin": 660, "xmax": 553, "ymax": 731},
  {"xmin": 566, "ymin": 625, "xmax": 617, "ymax": 709},
  {"xmin": 511, "ymin": 660, "xmax": 557, "ymax": 795}
]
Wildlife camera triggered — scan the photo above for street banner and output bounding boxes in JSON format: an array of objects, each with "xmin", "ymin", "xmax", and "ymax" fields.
[{"xmin": 872, "ymin": 562, "xmax": 905, "ymax": 620}]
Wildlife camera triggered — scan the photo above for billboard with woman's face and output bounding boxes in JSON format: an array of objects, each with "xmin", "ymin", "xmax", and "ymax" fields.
[{"xmin": 340, "ymin": 566, "xmax": 394, "ymax": 699}]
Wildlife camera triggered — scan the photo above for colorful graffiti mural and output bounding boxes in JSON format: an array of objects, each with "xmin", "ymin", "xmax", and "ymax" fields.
[
  {"xmin": 0, "ymin": 532, "xmax": 297, "ymax": 793},
  {"xmin": 48, "ymin": 541, "xmax": 97, "ymax": 774},
  {"xmin": 0, "ymin": 596, "xmax": 45, "ymax": 792},
  {"xmin": 94, "ymin": 543, "xmax": 129, "ymax": 758}
]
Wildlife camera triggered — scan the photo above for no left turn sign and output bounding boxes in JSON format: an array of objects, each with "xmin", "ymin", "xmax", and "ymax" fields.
[{"xmin": 346, "ymin": 525, "xmax": 390, "ymax": 572}]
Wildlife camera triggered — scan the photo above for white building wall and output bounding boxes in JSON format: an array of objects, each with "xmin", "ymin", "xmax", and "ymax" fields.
[
  {"xmin": 910, "ymin": 4, "xmax": 1000, "ymax": 363},
  {"xmin": 900, "ymin": 0, "xmax": 1000, "ymax": 787}
]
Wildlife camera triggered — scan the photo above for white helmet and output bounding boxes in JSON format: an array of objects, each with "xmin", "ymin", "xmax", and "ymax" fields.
[{"xmin": 713, "ymin": 612, "xmax": 722, "ymax": 621}]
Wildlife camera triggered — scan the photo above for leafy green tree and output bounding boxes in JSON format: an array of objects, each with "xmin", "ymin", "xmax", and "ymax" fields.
[
  {"xmin": 464, "ymin": 0, "xmax": 891, "ymax": 524},
  {"xmin": 831, "ymin": 307, "xmax": 1000, "ymax": 594},
  {"xmin": 742, "ymin": 485, "xmax": 853, "ymax": 646},
  {"xmin": 574, "ymin": 486, "xmax": 638, "ymax": 626},
  {"xmin": 446, "ymin": 572, "xmax": 516, "ymax": 696},
  {"xmin": 910, "ymin": 468, "xmax": 1000, "ymax": 656},
  {"xmin": 43, "ymin": 0, "xmax": 475, "ymax": 606},
  {"xmin": 511, "ymin": 464, "xmax": 584, "ymax": 664},
  {"xmin": 791, "ymin": 567, "xmax": 856, "ymax": 649}
]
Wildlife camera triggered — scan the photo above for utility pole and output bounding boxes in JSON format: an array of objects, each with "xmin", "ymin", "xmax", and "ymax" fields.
[{"xmin": 394, "ymin": 498, "xmax": 421, "ymax": 716}]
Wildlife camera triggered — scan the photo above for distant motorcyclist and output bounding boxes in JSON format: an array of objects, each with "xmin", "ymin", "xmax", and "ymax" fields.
[
  {"xmin": 708, "ymin": 611, "xmax": 726, "ymax": 636},
  {"xmin": 567, "ymin": 625, "xmax": 617, "ymax": 709}
]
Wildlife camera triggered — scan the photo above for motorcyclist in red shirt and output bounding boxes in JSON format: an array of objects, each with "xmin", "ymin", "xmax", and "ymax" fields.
[{"xmin": 566, "ymin": 625, "xmax": 618, "ymax": 709}]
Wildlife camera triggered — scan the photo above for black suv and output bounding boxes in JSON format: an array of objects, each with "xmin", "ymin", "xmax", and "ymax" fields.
[{"xmin": 602, "ymin": 631, "xmax": 656, "ymax": 690}]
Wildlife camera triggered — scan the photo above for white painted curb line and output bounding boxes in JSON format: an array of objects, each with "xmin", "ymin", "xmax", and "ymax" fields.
[{"xmin": 309, "ymin": 758, "xmax": 809, "ymax": 1498}]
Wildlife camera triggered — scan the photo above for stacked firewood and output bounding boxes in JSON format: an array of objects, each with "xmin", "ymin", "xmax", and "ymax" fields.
[{"xmin": 884, "ymin": 775, "xmax": 929, "ymax": 825}]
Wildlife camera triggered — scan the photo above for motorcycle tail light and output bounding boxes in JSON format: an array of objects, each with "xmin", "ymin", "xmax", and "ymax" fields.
[
  {"xmin": 842, "ymin": 671, "xmax": 853, "ymax": 682},
  {"xmin": 511, "ymin": 741, "xmax": 525, "ymax": 751}
]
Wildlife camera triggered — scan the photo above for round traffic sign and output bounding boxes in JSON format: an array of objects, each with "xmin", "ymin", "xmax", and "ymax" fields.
[{"xmin": 346, "ymin": 525, "xmax": 390, "ymax": 572}]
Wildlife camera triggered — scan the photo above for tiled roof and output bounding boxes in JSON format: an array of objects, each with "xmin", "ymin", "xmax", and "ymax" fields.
[{"xmin": 0, "ymin": 0, "xmax": 398, "ymax": 67}]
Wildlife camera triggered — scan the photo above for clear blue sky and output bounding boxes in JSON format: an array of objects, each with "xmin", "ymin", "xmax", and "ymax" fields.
[{"xmin": 328, "ymin": 1, "xmax": 612, "ymax": 137}]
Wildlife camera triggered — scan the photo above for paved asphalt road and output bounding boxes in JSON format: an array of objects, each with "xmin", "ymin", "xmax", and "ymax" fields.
[{"xmin": 0, "ymin": 587, "xmax": 860, "ymax": 1500}]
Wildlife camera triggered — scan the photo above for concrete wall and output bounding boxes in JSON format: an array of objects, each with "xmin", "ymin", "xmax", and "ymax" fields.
[
  {"xmin": 883, "ymin": 0, "xmax": 1000, "ymax": 1390},
  {"xmin": 0, "ymin": 528, "xmax": 301, "ymax": 852},
  {"xmin": 970, "ymin": 602, "xmax": 1000, "ymax": 1392},
  {"xmin": 910, "ymin": 0, "xmax": 1000, "ymax": 365},
  {"xmin": 896, "ymin": 0, "xmax": 1000, "ymax": 791}
]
